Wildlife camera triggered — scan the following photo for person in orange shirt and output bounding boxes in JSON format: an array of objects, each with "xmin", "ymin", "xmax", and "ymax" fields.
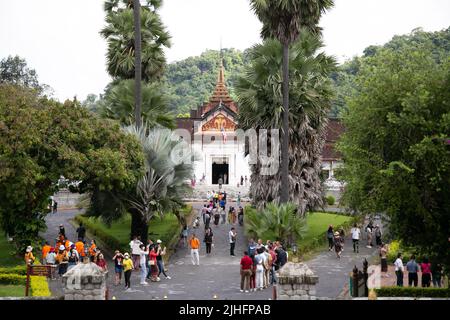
[
  {"xmin": 41, "ymin": 241, "xmax": 51, "ymax": 265},
  {"xmin": 75, "ymin": 238, "xmax": 85, "ymax": 259},
  {"xmin": 64, "ymin": 239, "xmax": 71, "ymax": 251},
  {"xmin": 89, "ymin": 239, "xmax": 97, "ymax": 262},
  {"xmin": 189, "ymin": 234, "xmax": 200, "ymax": 266}
]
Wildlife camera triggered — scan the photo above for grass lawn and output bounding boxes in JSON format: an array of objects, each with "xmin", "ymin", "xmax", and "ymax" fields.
[
  {"xmin": 0, "ymin": 284, "xmax": 25, "ymax": 297},
  {"xmin": 0, "ymin": 231, "xmax": 22, "ymax": 267},
  {"xmin": 300, "ymin": 212, "xmax": 352, "ymax": 247}
]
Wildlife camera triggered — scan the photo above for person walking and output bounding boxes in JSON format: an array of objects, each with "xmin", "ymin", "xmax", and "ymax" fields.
[
  {"xmin": 351, "ymin": 223, "xmax": 361, "ymax": 253},
  {"xmin": 129, "ymin": 236, "xmax": 142, "ymax": 270},
  {"xmin": 204, "ymin": 210, "xmax": 211, "ymax": 230},
  {"xmin": 138, "ymin": 244, "xmax": 149, "ymax": 285},
  {"xmin": 420, "ymin": 257, "xmax": 432, "ymax": 287},
  {"xmin": 112, "ymin": 250, "xmax": 124, "ymax": 286},
  {"xmin": 213, "ymin": 207, "xmax": 220, "ymax": 226},
  {"xmin": 148, "ymin": 246, "xmax": 160, "ymax": 282},
  {"xmin": 238, "ymin": 207, "xmax": 244, "ymax": 226},
  {"xmin": 123, "ymin": 253, "xmax": 134, "ymax": 290},
  {"xmin": 189, "ymin": 234, "xmax": 200, "ymax": 266},
  {"xmin": 248, "ymin": 239, "xmax": 257, "ymax": 257},
  {"xmin": 374, "ymin": 225, "xmax": 382, "ymax": 247},
  {"xmin": 334, "ymin": 232, "xmax": 344, "ymax": 259},
  {"xmin": 75, "ymin": 238, "xmax": 85, "ymax": 262},
  {"xmin": 59, "ymin": 224, "xmax": 65, "ymax": 238},
  {"xmin": 201, "ymin": 205, "xmax": 207, "ymax": 225},
  {"xmin": 431, "ymin": 262, "xmax": 443, "ymax": 287},
  {"xmin": 406, "ymin": 255, "xmax": 420, "ymax": 287},
  {"xmin": 326, "ymin": 225, "xmax": 334, "ymax": 251},
  {"xmin": 268, "ymin": 245, "xmax": 277, "ymax": 285},
  {"xmin": 156, "ymin": 240, "xmax": 171, "ymax": 280},
  {"xmin": 240, "ymin": 251, "xmax": 253, "ymax": 293},
  {"xmin": 366, "ymin": 224, "xmax": 373, "ymax": 248},
  {"xmin": 229, "ymin": 227, "xmax": 237, "ymax": 256},
  {"xmin": 46, "ymin": 248, "xmax": 57, "ymax": 280},
  {"xmin": 204, "ymin": 228, "xmax": 214, "ymax": 255},
  {"xmin": 236, "ymin": 192, "xmax": 241, "ymax": 208},
  {"xmin": 68, "ymin": 248, "xmax": 79, "ymax": 271},
  {"xmin": 181, "ymin": 225, "xmax": 189, "ymax": 247},
  {"xmin": 218, "ymin": 176, "xmax": 223, "ymax": 190},
  {"xmin": 380, "ymin": 243, "xmax": 389, "ymax": 277},
  {"xmin": 244, "ymin": 176, "xmax": 248, "ymax": 186},
  {"xmin": 76, "ymin": 223, "xmax": 86, "ymax": 242}
]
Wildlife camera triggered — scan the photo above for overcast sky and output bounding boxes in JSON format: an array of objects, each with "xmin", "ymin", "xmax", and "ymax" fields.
[{"xmin": 0, "ymin": 0, "xmax": 449, "ymax": 102}]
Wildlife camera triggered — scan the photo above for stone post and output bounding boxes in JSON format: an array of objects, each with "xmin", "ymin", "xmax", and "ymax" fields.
[
  {"xmin": 62, "ymin": 262, "xmax": 106, "ymax": 300},
  {"xmin": 276, "ymin": 262, "xmax": 319, "ymax": 300}
]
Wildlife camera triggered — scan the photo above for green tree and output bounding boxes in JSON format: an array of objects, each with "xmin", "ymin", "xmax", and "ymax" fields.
[
  {"xmin": 0, "ymin": 84, "xmax": 144, "ymax": 251},
  {"xmin": 245, "ymin": 203, "xmax": 307, "ymax": 246},
  {"xmin": 0, "ymin": 55, "xmax": 39, "ymax": 89},
  {"xmin": 236, "ymin": 32, "xmax": 336, "ymax": 216},
  {"xmin": 337, "ymin": 44, "xmax": 450, "ymax": 271},
  {"xmin": 249, "ymin": 0, "xmax": 334, "ymax": 203},
  {"xmin": 86, "ymin": 125, "xmax": 193, "ymax": 242}
]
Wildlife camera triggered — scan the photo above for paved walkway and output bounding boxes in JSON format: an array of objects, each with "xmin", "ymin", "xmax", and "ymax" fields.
[
  {"xmin": 41, "ymin": 205, "xmax": 382, "ymax": 300},
  {"xmin": 41, "ymin": 204, "xmax": 272, "ymax": 300}
]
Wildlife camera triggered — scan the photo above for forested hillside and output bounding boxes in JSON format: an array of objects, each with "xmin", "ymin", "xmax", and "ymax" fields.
[
  {"xmin": 83, "ymin": 27, "xmax": 449, "ymax": 118},
  {"xmin": 164, "ymin": 48, "xmax": 250, "ymax": 115}
]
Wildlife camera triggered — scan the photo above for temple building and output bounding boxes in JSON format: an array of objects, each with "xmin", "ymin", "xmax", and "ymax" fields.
[{"xmin": 176, "ymin": 61, "xmax": 344, "ymax": 192}]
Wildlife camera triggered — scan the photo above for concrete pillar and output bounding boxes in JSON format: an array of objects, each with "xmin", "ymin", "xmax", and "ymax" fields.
[
  {"xmin": 62, "ymin": 261, "xmax": 106, "ymax": 300},
  {"xmin": 276, "ymin": 262, "xmax": 319, "ymax": 300}
]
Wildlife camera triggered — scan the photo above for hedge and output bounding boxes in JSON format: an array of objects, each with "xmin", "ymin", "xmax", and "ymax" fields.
[
  {"xmin": 375, "ymin": 287, "xmax": 450, "ymax": 298},
  {"xmin": 74, "ymin": 215, "xmax": 124, "ymax": 252},
  {"xmin": 0, "ymin": 266, "xmax": 27, "ymax": 275},
  {"xmin": 0, "ymin": 264, "xmax": 51, "ymax": 297},
  {"xmin": 74, "ymin": 205, "xmax": 194, "ymax": 254}
]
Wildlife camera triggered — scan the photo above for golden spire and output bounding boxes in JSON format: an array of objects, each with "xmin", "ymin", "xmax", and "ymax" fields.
[{"xmin": 217, "ymin": 59, "xmax": 225, "ymax": 85}]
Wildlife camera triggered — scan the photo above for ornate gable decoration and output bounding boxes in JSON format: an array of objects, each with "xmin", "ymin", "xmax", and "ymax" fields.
[{"xmin": 202, "ymin": 113, "xmax": 236, "ymax": 132}]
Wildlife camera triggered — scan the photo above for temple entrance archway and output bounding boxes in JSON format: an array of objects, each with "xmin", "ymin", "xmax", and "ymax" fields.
[{"xmin": 212, "ymin": 157, "xmax": 229, "ymax": 185}]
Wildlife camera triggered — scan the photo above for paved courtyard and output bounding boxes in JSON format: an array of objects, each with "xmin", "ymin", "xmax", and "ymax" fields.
[{"xmin": 41, "ymin": 204, "xmax": 381, "ymax": 300}]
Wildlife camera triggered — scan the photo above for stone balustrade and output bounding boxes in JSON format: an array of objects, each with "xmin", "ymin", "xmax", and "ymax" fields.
[
  {"xmin": 276, "ymin": 262, "xmax": 319, "ymax": 300},
  {"xmin": 62, "ymin": 261, "xmax": 106, "ymax": 300}
]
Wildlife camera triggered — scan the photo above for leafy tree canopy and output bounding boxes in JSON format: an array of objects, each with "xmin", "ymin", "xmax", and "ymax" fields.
[
  {"xmin": 0, "ymin": 84, "xmax": 144, "ymax": 250},
  {"xmin": 337, "ymin": 40, "xmax": 450, "ymax": 270}
]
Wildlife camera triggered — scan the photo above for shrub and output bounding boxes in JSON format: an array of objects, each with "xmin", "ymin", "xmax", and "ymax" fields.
[
  {"xmin": 0, "ymin": 274, "xmax": 26, "ymax": 285},
  {"xmin": 325, "ymin": 195, "xmax": 336, "ymax": 206},
  {"xmin": 0, "ymin": 266, "xmax": 27, "ymax": 275},
  {"xmin": 30, "ymin": 275, "xmax": 51, "ymax": 297},
  {"xmin": 375, "ymin": 287, "xmax": 450, "ymax": 298}
]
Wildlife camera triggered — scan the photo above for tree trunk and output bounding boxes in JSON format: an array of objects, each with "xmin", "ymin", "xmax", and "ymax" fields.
[
  {"xmin": 133, "ymin": 0, "xmax": 142, "ymax": 129},
  {"xmin": 280, "ymin": 42, "xmax": 290, "ymax": 203},
  {"xmin": 130, "ymin": 208, "xmax": 148, "ymax": 242}
]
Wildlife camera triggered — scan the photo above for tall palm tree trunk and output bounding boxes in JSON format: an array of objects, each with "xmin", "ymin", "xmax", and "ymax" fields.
[
  {"xmin": 133, "ymin": 0, "xmax": 142, "ymax": 129},
  {"xmin": 280, "ymin": 42, "xmax": 290, "ymax": 203}
]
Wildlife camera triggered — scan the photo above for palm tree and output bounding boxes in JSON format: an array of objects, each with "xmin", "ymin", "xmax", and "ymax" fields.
[
  {"xmin": 245, "ymin": 203, "xmax": 307, "ymax": 246},
  {"xmin": 236, "ymin": 31, "xmax": 336, "ymax": 216},
  {"xmin": 122, "ymin": 125, "xmax": 193, "ymax": 243},
  {"xmin": 249, "ymin": 0, "xmax": 334, "ymax": 203},
  {"xmin": 101, "ymin": 0, "xmax": 170, "ymax": 82},
  {"xmin": 101, "ymin": 79, "xmax": 175, "ymax": 128}
]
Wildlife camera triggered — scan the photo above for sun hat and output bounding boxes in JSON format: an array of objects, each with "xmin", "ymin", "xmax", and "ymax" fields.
[
  {"xmin": 26, "ymin": 246, "xmax": 33, "ymax": 252},
  {"xmin": 124, "ymin": 252, "xmax": 130, "ymax": 257},
  {"xmin": 334, "ymin": 231, "xmax": 340, "ymax": 236},
  {"xmin": 59, "ymin": 245, "xmax": 65, "ymax": 251},
  {"xmin": 157, "ymin": 239, "xmax": 162, "ymax": 244}
]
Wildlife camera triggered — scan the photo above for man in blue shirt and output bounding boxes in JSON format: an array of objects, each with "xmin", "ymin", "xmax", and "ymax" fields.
[{"xmin": 406, "ymin": 255, "xmax": 420, "ymax": 287}]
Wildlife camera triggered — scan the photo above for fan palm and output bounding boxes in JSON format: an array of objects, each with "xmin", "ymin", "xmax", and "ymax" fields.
[
  {"xmin": 122, "ymin": 125, "xmax": 193, "ymax": 242},
  {"xmin": 249, "ymin": 0, "xmax": 334, "ymax": 203},
  {"xmin": 236, "ymin": 30, "xmax": 336, "ymax": 216},
  {"xmin": 101, "ymin": 79, "xmax": 175, "ymax": 128},
  {"xmin": 245, "ymin": 203, "xmax": 307, "ymax": 246}
]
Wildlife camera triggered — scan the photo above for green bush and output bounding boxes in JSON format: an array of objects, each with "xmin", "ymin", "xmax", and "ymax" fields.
[
  {"xmin": 30, "ymin": 275, "xmax": 51, "ymax": 297},
  {"xmin": 375, "ymin": 287, "xmax": 450, "ymax": 298},
  {"xmin": 0, "ymin": 266, "xmax": 27, "ymax": 275},
  {"xmin": 74, "ymin": 215, "xmax": 125, "ymax": 252},
  {"xmin": 0, "ymin": 274, "xmax": 26, "ymax": 285},
  {"xmin": 325, "ymin": 195, "xmax": 336, "ymax": 206}
]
